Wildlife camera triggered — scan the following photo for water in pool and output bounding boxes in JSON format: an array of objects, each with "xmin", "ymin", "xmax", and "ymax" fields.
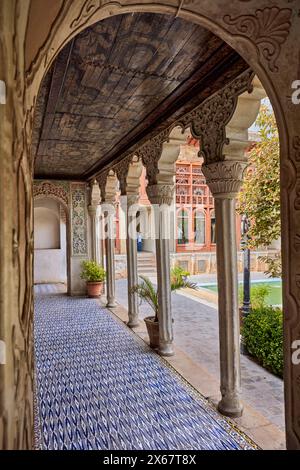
[{"xmin": 200, "ymin": 280, "xmax": 282, "ymax": 306}]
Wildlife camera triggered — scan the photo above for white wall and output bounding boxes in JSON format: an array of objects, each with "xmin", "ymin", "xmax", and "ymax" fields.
[{"xmin": 34, "ymin": 198, "xmax": 67, "ymax": 284}]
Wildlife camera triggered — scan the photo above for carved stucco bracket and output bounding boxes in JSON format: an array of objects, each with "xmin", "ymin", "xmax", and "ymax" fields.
[
  {"xmin": 136, "ymin": 129, "xmax": 170, "ymax": 185},
  {"xmin": 201, "ymin": 161, "xmax": 248, "ymax": 198},
  {"xmin": 97, "ymin": 170, "xmax": 109, "ymax": 202},
  {"xmin": 113, "ymin": 155, "xmax": 133, "ymax": 195},
  {"xmin": 178, "ymin": 69, "xmax": 255, "ymax": 165}
]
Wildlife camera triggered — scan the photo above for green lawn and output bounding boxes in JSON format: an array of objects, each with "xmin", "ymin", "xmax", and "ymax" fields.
[{"xmin": 202, "ymin": 281, "xmax": 282, "ymax": 306}]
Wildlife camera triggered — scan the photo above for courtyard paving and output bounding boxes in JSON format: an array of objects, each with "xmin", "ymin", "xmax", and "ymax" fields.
[{"xmin": 115, "ymin": 277, "xmax": 285, "ymax": 432}]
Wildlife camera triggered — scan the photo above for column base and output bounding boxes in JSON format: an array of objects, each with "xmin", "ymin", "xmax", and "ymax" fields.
[
  {"xmin": 217, "ymin": 397, "xmax": 243, "ymax": 418},
  {"xmin": 106, "ymin": 300, "xmax": 117, "ymax": 308},
  {"xmin": 158, "ymin": 342, "xmax": 174, "ymax": 357},
  {"xmin": 127, "ymin": 318, "xmax": 140, "ymax": 328}
]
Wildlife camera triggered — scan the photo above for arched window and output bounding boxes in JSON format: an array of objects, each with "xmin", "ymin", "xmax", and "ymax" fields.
[
  {"xmin": 177, "ymin": 209, "xmax": 189, "ymax": 245},
  {"xmin": 194, "ymin": 210, "xmax": 205, "ymax": 244},
  {"xmin": 210, "ymin": 210, "xmax": 216, "ymax": 244}
]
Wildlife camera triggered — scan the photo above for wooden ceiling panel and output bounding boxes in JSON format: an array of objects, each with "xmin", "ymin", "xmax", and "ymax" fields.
[{"xmin": 33, "ymin": 12, "xmax": 249, "ymax": 179}]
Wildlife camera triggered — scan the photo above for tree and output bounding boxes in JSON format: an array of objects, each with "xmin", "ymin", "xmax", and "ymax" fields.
[{"xmin": 238, "ymin": 104, "xmax": 281, "ymax": 277}]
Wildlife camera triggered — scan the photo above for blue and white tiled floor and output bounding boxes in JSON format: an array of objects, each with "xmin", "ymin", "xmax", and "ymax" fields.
[{"xmin": 34, "ymin": 291, "xmax": 255, "ymax": 450}]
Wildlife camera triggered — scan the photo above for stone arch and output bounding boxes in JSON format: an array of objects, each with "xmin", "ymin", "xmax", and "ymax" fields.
[{"xmin": 24, "ymin": 4, "xmax": 297, "ymax": 449}]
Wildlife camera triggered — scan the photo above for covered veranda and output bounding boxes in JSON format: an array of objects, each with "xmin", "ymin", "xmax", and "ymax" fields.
[{"xmin": 1, "ymin": 1, "xmax": 300, "ymax": 451}]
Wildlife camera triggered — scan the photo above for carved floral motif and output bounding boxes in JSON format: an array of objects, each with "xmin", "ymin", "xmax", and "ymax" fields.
[
  {"xmin": 223, "ymin": 7, "xmax": 292, "ymax": 72},
  {"xmin": 293, "ymin": 136, "xmax": 300, "ymax": 162},
  {"xmin": 33, "ymin": 180, "xmax": 70, "ymax": 207},
  {"xmin": 71, "ymin": 184, "xmax": 88, "ymax": 256}
]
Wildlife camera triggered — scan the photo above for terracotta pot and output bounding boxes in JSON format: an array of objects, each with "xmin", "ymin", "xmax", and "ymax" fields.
[
  {"xmin": 144, "ymin": 316, "xmax": 159, "ymax": 349},
  {"xmin": 86, "ymin": 281, "xmax": 103, "ymax": 298}
]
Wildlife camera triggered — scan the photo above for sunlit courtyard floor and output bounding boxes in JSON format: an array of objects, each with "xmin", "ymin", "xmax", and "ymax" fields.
[{"xmin": 34, "ymin": 288, "xmax": 255, "ymax": 450}]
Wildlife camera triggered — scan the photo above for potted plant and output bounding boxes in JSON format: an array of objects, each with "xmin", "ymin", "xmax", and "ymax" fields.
[
  {"xmin": 80, "ymin": 260, "xmax": 106, "ymax": 298},
  {"xmin": 132, "ymin": 267, "xmax": 197, "ymax": 349}
]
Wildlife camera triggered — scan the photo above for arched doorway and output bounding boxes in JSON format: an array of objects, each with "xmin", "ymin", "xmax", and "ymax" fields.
[{"xmin": 33, "ymin": 196, "xmax": 71, "ymax": 294}]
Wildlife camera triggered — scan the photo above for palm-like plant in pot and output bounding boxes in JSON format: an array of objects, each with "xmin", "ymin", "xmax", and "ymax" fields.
[
  {"xmin": 80, "ymin": 260, "xmax": 106, "ymax": 298},
  {"xmin": 131, "ymin": 267, "xmax": 198, "ymax": 349}
]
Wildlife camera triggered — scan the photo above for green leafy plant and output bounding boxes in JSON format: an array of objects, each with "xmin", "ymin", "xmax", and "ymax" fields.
[
  {"xmin": 239, "ymin": 283, "xmax": 271, "ymax": 310},
  {"xmin": 259, "ymin": 254, "xmax": 282, "ymax": 278},
  {"xmin": 171, "ymin": 265, "xmax": 190, "ymax": 280},
  {"xmin": 242, "ymin": 306, "xmax": 283, "ymax": 377},
  {"xmin": 132, "ymin": 275, "xmax": 159, "ymax": 321},
  {"xmin": 170, "ymin": 265, "xmax": 198, "ymax": 290},
  {"xmin": 238, "ymin": 104, "xmax": 281, "ymax": 277},
  {"xmin": 132, "ymin": 268, "xmax": 198, "ymax": 322},
  {"xmin": 80, "ymin": 260, "xmax": 106, "ymax": 282}
]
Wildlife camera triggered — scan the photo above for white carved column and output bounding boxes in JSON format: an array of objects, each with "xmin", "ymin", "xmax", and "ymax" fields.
[
  {"xmin": 102, "ymin": 201, "xmax": 116, "ymax": 308},
  {"xmin": 147, "ymin": 183, "xmax": 175, "ymax": 356},
  {"xmin": 202, "ymin": 160, "xmax": 247, "ymax": 418},
  {"xmin": 99, "ymin": 208, "xmax": 105, "ymax": 269},
  {"xmin": 88, "ymin": 204, "xmax": 100, "ymax": 263},
  {"xmin": 88, "ymin": 180, "xmax": 101, "ymax": 263},
  {"xmin": 126, "ymin": 194, "xmax": 140, "ymax": 327}
]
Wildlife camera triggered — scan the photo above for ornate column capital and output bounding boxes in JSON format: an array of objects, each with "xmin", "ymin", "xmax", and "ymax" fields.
[
  {"xmin": 202, "ymin": 161, "xmax": 248, "ymax": 198},
  {"xmin": 146, "ymin": 184, "xmax": 175, "ymax": 206}
]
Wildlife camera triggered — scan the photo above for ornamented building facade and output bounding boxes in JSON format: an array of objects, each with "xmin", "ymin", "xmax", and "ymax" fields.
[{"xmin": 113, "ymin": 138, "xmax": 277, "ymax": 276}]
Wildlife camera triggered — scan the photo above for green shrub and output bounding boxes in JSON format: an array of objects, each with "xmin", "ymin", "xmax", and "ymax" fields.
[
  {"xmin": 80, "ymin": 260, "xmax": 106, "ymax": 282},
  {"xmin": 242, "ymin": 306, "xmax": 283, "ymax": 377},
  {"xmin": 239, "ymin": 283, "xmax": 271, "ymax": 309}
]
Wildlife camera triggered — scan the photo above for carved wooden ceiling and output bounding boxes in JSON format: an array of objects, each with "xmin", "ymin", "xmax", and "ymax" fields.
[{"xmin": 32, "ymin": 12, "xmax": 249, "ymax": 180}]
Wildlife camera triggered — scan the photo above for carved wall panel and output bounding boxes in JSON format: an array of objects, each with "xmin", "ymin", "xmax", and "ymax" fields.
[{"xmin": 70, "ymin": 183, "xmax": 88, "ymax": 256}]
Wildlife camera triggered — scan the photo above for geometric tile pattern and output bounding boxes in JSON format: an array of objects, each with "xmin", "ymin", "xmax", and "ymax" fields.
[{"xmin": 34, "ymin": 294, "xmax": 256, "ymax": 450}]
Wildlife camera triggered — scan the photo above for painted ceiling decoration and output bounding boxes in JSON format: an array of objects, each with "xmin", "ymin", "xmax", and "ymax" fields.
[{"xmin": 33, "ymin": 12, "xmax": 249, "ymax": 180}]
